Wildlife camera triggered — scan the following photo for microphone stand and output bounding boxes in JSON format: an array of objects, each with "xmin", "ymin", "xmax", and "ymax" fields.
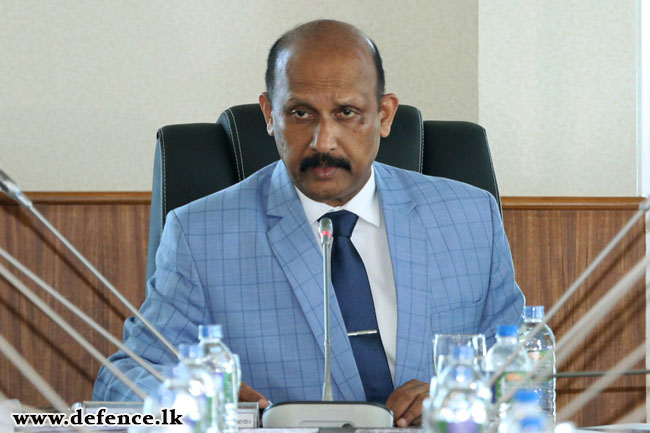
[
  {"xmin": 261, "ymin": 218, "xmax": 393, "ymax": 428},
  {"xmin": 321, "ymin": 217, "xmax": 333, "ymax": 402}
]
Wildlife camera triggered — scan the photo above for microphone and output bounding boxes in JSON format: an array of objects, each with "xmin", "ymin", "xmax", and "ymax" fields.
[
  {"xmin": 319, "ymin": 218, "xmax": 333, "ymax": 401},
  {"xmin": 0, "ymin": 246, "xmax": 165, "ymax": 383},
  {"xmin": 319, "ymin": 218, "xmax": 333, "ymax": 245},
  {"xmin": 0, "ymin": 169, "xmax": 32, "ymax": 208},
  {"xmin": 0, "ymin": 169, "xmax": 178, "ymax": 358},
  {"xmin": 262, "ymin": 216, "xmax": 393, "ymax": 428}
]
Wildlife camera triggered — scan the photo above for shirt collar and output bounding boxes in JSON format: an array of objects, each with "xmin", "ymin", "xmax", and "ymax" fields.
[{"xmin": 295, "ymin": 165, "xmax": 380, "ymax": 228}]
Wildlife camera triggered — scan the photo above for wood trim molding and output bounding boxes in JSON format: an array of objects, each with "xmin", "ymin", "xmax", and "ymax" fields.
[
  {"xmin": 501, "ymin": 196, "xmax": 644, "ymax": 210},
  {"xmin": 0, "ymin": 191, "xmax": 151, "ymax": 205},
  {"xmin": 0, "ymin": 192, "xmax": 644, "ymax": 210}
]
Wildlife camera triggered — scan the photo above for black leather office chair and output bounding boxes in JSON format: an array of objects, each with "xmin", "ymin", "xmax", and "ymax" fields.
[{"xmin": 146, "ymin": 104, "xmax": 501, "ymax": 280}]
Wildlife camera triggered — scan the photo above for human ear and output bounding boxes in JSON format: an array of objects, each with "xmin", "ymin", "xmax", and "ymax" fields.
[
  {"xmin": 259, "ymin": 92, "xmax": 274, "ymax": 137},
  {"xmin": 378, "ymin": 93, "xmax": 399, "ymax": 138}
]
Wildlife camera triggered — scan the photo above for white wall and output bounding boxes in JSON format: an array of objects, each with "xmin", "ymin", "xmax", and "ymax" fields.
[
  {"xmin": 479, "ymin": 1, "xmax": 638, "ymax": 196},
  {"xmin": 0, "ymin": 1, "xmax": 639, "ymax": 196},
  {"xmin": 0, "ymin": 0, "xmax": 478, "ymax": 191}
]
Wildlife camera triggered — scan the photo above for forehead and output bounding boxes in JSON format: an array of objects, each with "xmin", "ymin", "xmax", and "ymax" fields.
[{"xmin": 273, "ymin": 40, "xmax": 378, "ymax": 103}]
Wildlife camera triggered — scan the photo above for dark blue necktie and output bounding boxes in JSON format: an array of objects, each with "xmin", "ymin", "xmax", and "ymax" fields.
[{"xmin": 322, "ymin": 210, "xmax": 393, "ymax": 403}]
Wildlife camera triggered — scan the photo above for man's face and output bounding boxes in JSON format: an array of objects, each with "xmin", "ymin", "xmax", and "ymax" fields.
[{"xmin": 260, "ymin": 41, "xmax": 398, "ymax": 207}]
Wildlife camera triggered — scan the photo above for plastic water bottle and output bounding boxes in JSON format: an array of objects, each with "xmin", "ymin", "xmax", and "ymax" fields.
[
  {"xmin": 485, "ymin": 325, "xmax": 532, "ymax": 426},
  {"xmin": 423, "ymin": 346, "xmax": 491, "ymax": 433},
  {"xmin": 177, "ymin": 343, "xmax": 220, "ymax": 433},
  {"xmin": 519, "ymin": 306, "xmax": 556, "ymax": 421},
  {"xmin": 499, "ymin": 389, "xmax": 551, "ymax": 433},
  {"xmin": 422, "ymin": 375, "xmax": 439, "ymax": 431},
  {"xmin": 198, "ymin": 324, "xmax": 240, "ymax": 433},
  {"xmin": 140, "ymin": 365, "xmax": 199, "ymax": 433}
]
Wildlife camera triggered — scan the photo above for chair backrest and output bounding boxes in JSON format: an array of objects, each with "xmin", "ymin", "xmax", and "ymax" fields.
[{"xmin": 146, "ymin": 104, "xmax": 500, "ymax": 279}]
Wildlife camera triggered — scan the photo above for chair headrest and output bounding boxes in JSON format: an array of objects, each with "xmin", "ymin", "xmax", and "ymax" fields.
[{"xmin": 217, "ymin": 104, "xmax": 424, "ymax": 180}]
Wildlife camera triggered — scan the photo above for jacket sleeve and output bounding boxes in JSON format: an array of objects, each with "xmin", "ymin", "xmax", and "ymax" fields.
[
  {"xmin": 478, "ymin": 193, "xmax": 525, "ymax": 348},
  {"xmin": 92, "ymin": 210, "xmax": 210, "ymax": 401}
]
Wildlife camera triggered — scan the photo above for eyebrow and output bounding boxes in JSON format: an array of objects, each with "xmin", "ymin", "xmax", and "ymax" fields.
[
  {"xmin": 285, "ymin": 97, "xmax": 364, "ymax": 108},
  {"xmin": 286, "ymin": 97, "xmax": 311, "ymax": 107}
]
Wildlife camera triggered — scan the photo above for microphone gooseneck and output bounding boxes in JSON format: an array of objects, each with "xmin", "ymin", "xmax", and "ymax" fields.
[
  {"xmin": 557, "ymin": 343, "xmax": 646, "ymax": 421},
  {"xmin": 488, "ymin": 195, "xmax": 650, "ymax": 389},
  {"xmin": 494, "ymin": 252, "xmax": 650, "ymax": 413},
  {"xmin": 0, "ymin": 169, "xmax": 179, "ymax": 358},
  {"xmin": 0, "ymin": 261, "xmax": 148, "ymax": 400},
  {"xmin": 0, "ymin": 247, "xmax": 165, "ymax": 382},
  {"xmin": 262, "ymin": 216, "xmax": 393, "ymax": 427},
  {"xmin": 319, "ymin": 217, "xmax": 333, "ymax": 402},
  {"xmin": 0, "ymin": 334, "xmax": 70, "ymax": 414}
]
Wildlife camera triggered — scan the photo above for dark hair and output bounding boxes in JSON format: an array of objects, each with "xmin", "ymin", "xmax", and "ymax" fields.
[{"xmin": 264, "ymin": 26, "xmax": 385, "ymax": 107}]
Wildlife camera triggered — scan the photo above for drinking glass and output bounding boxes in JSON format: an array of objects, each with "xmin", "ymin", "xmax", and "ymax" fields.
[{"xmin": 433, "ymin": 333, "xmax": 486, "ymax": 375}]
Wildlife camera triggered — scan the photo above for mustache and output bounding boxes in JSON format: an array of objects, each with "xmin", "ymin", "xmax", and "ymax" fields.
[{"xmin": 299, "ymin": 153, "xmax": 351, "ymax": 172}]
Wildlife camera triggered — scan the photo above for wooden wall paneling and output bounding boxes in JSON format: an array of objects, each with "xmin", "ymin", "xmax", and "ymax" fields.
[
  {"xmin": 0, "ymin": 194, "xmax": 646, "ymax": 428},
  {"xmin": 503, "ymin": 201, "xmax": 646, "ymax": 427}
]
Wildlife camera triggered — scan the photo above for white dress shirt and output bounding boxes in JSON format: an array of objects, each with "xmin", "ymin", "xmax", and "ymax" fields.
[{"xmin": 295, "ymin": 167, "xmax": 398, "ymax": 382}]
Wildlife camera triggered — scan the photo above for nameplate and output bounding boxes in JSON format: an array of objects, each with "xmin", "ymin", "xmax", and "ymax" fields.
[{"xmin": 236, "ymin": 402, "xmax": 259, "ymax": 428}]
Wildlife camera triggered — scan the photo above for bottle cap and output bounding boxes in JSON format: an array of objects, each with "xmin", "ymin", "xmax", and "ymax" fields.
[
  {"xmin": 524, "ymin": 306, "xmax": 545, "ymax": 319},
  {"xmin": 199, "ymin": 324, "xmax": 223, "ymax": 339},
  {"xmin": 453, "ymin": 345, "xmax": 475, "ymax": 361},
  {"xmin": 496, "ymin": 324, "xmax": 519, "ymax": 337},
  {"xmin": 178, "ymin": 343, "xmax": 203, "ymax": 359},
  {"xmin": 520, "ymin": 416, "xmax": 545, "ymax": 431},
  {"xmin": 514, "ymin": 388, "xmax": 538, "ymax": 403}
]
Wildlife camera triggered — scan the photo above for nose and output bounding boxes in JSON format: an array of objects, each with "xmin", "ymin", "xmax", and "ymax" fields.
[{"xmin": 311, "ymin": 118, "xmax": 337, "ymax": 152}]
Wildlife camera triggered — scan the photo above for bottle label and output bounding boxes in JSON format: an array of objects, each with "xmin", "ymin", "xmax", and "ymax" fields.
[
  {"xmin": 204, "ymin": 395, "xmax": 216, "ymax": 430},
  {"xmin": 527, "ymin": 350, "xmax": 554, "ymax": 384},
  {"xmin": 222, "ymin": 372, "xmax": 235, "ymax": 402},
  {"xmin": 493, "ymin": 371, "xmax": 527, "ymax": 401},
  {"xmin": 527, "ymin": 349, "xmax": 546, "ymax": 363},
  {"xmin": 436, "ymin": 420, "xmax": 481, "ymax": 433}
]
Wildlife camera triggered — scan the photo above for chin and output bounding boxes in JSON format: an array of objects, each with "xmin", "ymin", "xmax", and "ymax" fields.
[
  {"xmin": 301, "ymin": 189, "xmax": 340, "ymax": 205},
  {"xmin": 303, "ymin": 182, "xmax": 344, "ymax": 199}
]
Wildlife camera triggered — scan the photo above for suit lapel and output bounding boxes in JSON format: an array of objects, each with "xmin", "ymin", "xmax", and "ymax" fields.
[
  {"xmin": 375, "ymin": 163, "xmax": 434, "ymax": 388},
  {"xmin": 265, "ymin": 162, "xmax": 365, "ymax": 401}
]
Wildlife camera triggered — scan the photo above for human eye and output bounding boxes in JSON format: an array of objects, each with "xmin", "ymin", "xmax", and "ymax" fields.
[
  {"xmin": 338, "ymin": 108, "xmax": 358, "ymax": 119},
  {"xmin": 291, "ymin": 109, "xmax": 313, "ymax": 120}
]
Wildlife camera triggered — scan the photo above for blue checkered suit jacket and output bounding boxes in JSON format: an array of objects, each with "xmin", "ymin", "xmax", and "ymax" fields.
[{"xmin": 93, "ymin": 161, "xmax": 524, "ymax": 402}]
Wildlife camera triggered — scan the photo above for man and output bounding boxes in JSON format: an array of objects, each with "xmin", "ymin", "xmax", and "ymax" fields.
[{"xmin": 94, "ymin": 20, "xmax": 524, "ymax": 426}]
